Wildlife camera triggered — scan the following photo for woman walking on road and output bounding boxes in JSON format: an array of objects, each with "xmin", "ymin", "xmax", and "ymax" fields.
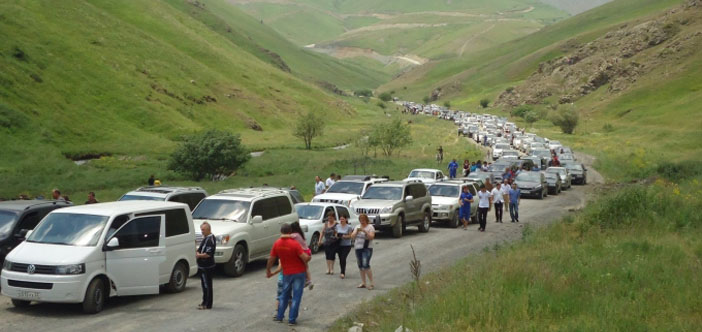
[
  {"xmin": 349, "ymin": 214, "xmax": 375, "ymax": 290},
  {"xmin": 318, "ymin": 212, "xmax": 339, "ymax": 275},
  {"xmin": 335, "ymin": 214, "xmax": 353, "ymax": 279}
]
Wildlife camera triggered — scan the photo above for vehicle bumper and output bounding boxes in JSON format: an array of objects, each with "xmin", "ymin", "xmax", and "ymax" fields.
[
  {"xmin": 1, "ymin": 270, "xmax": 87, "ymax": 303},
  {"xmin": 432, "ymin": 209, "xmax": 454, "ymax": 221},
  {"xmin": 370, "ymin": 213, "xmax": 397, "ymax": 228},
  {"xmin": 213, "ymin": 246, "xmax": 234, "ymax": 264},
  {"xmin": 519, "ymin": 188, "xmax": 543, "ymax": 198}
]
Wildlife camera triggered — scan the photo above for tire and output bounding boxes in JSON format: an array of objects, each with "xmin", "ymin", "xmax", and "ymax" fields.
[
  {"xmin": 450, "ymin": 210, "xmax": 460, "ymax": 228},
  {"xmin": 165, "ymin": 261, "xmax": 188, "ymax": 293},
  {"xmin": 418, "ymin": 211, "xmax": 431, "ymax": 233},
  {"xmin": 11, "ymin": 299, "xmax": 31, "ymax": 308},
  {"xmin": 82, "ymin": 277, "xmax": 106, "ymax": 314},
  {"xmin": 392, "ymin": 214, "xmax": 404, "ymax": 238},
  {"xmin": 223, "ymin": 244, "xmax": 247, "ymax": 277},
  {"xmin": 309, "ymin": 233, "xmax": 320, "ymax": 254}
]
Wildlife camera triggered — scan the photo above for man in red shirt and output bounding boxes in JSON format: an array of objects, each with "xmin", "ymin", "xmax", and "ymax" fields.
[{"xmin": 266, "ymin": 224, "xmax": 311, "ymax": 326}]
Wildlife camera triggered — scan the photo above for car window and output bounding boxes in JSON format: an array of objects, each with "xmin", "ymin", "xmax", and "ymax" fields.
[
  {"xmin": 251, "ymin": 198, "xmax": 278, "ymax": 221},
  {"xmin": 0, "ymin": 211, "xmax": 18, "ymax": 238},
  {"xmin": 107, "ymin": 214, "xmax": 131, "ymax": 239},
  {"xmin": 324, "ymin": 207, "xmax": 335, "ymax": 220},
  {"xmin": 410, "ymin": 184, "xmax": 426, "ymax": 198},
  {"xmin": 165, "ymin": 209, "xmax": 190, "ymax": 237},
  {"xmin": 336, "ymin": 206, "xmax": 350, "ymax": 219},
  {"xmin": 185, "ymin": 193, "xmax": 206, "ymax": 211},
  {"xmin": 111, "ymin": 216, "xmax": 161, "ymax": 249},
  {"xmin": 289, "ymin": 191, "xmax": 305, "ymax": 204},
  {"xmin": 274, "ymin": 196, "xmax": 293, "ymax": 216},
  {"xmin": 16, "ymin": 211, "xmax": 42, "ymax": 232}
]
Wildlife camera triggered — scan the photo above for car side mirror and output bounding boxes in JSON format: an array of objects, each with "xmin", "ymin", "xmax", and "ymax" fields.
[
  {"xmin": 250, "ymin": 215, "xmax": 263, "ymax": 224},
  {"xmin": 106, "ymin": 237, "xmax": 120, "ymax": 250},
  {"xmin": 15, "ymin": 229, "xmax": 29, "ymax": 239},
  {"xmin": 405, "ymin": 195, "xmax": 414, "ymax": 201}
]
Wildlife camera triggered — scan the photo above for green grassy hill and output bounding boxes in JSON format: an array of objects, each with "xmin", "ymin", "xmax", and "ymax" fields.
[
  {"xmin": 0, "ymin": 0, "xmax": 388, "ymax": 197},
  {"xmin": 233, "ymin": 0, "xmax": 569, "ymax": 74},
  {"xmin": 382, "ymin": 0, "xmax": 701, "ymax": 178}
]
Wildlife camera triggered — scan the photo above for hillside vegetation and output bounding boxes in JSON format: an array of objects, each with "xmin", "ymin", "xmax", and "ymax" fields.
[
  {"xmin": 0, "ymin": 0, "xmax": 386, "ymax": 197},
  {"xmin": 232, "ymin": 0, "xmax": 569, "ymax": 72}
]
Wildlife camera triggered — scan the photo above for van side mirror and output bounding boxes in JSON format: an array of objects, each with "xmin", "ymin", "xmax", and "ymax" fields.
[
  {"xmin": 106, "ymin": 237, "xmax": 120, "ymax": 250},
  {"xmin": 250, "ymin": 215, "xmax": 263, "ymax": 224}
]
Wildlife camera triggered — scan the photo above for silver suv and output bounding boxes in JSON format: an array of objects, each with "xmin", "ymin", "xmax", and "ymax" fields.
[
  {"xmin": 191, "ymin": 188, "xmax": 298, "ymax": 277},
  {"xmin": 312, "ymin": 175, "xmax": 388, "ymax": 206},
  {"xmin": 119, "ymin": 186, "xmax": 207, "ymax": 211},
  {"xmin": 351, "ymin": 181, "xmax": 432, "ymax": 238}
]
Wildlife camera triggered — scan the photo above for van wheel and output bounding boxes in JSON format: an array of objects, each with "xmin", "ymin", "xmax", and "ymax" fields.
[
  {"xmin": 165, "ymin": 262, "xmax": 188, "ymax": 293},
  {"xmin": 392, "ymin": 215, "xmax": 404, "ymax": 238},
  {"xmin": 310, "ymin": 233, "xmax": 320, "ymax": 254},
  {"xmin": 11, "ymin": 299, "xmax": 31, "ymax": 308},
  {"xmin": 82, "ymin": 278, "xmax": 106, "ymax": 314},
  {"xmin": 418, "ymin": 211, "xmax": 431, "ymax": 233},
  {"xmin": 450, "ymin": 210, "xmax": 460, "ymax": 228},
  {"xmin": 224, "ymin": 244, "xmax": 246, "ymax": 277}
]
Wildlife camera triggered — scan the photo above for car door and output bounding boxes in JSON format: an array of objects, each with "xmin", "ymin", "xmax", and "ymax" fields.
[
  {"xmin": 106, "ymin": 215, "xmax": 165, "ymax": 296},
  {"xmin": 248, "ymin": 198, "xmax": 273, "ymax": 258}
]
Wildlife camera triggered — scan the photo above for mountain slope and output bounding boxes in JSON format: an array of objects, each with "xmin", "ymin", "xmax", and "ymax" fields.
[{"xmin": 0, "ymin": 0, "xmax": 368, "ymax": 193}]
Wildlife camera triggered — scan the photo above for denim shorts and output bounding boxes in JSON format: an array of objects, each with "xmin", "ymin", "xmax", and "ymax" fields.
[{"xmin": 355, "ymin": 248, "xmax": 373, "ymax": 270}]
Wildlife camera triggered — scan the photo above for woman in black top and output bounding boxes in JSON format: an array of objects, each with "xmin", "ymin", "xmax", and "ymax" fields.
[{"xmin": 317, "ymin": 212, "xmax": 338, "ymax": 274}]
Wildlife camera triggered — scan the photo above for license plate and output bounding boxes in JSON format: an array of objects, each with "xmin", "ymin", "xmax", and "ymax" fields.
[{"xmin": 17, "ymin": 290, "xmax": 40, "ymax": 300}]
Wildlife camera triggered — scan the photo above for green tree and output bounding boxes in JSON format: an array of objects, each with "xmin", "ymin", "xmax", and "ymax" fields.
[
  {"xmin": 168, "ymin": 130, "xmax": 250, "ymax": 181},
  {"xmin": 422, "ymin": 96, "xmax": 431, "ymax": 104},
  {"xmin": 443, "ymin": 101, "xmax": 451, "ymax": 108},
  {"xmin": 480, "ymin": 98, "xmax": 490, "ymax": 108},
  {"xmin": 552, "ymin": 107, "xmax": 579, "ymax": 134},
  {"xmin": 513, "ymin": 105, "xmax": 532, "ymax": 118},
  {"xmin": 369, "ymin": 119, "xmax": 412, "ymax": 157},
  {"xmin": 524, "ymin": 110, "xmax": 540, "ymax": 126},
  {"xmin": 354, "ymin": 89, "xmax": 373, "ymax": 97},
  {"xmin": 293, "ymin": 112, "xmax": 325, "ymax": 150},
  {"xmin": 379, "ymin": 92, "xmax": 392, "ymax": 102}
]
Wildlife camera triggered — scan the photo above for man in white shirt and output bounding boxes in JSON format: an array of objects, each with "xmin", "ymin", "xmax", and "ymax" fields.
[
  {"xmin": 491, "ymin": 183, "xmax": 505, "ymax": 223},
  {"xmin": 315, "ymin": 176, "xmax": 325, "ymax": 196},
  {"xmin": 325, "ymin": 173, "xmax": 336, "ymax": 190},
  {"xmin": 477, "ymin": 185, "xmax": 492, "ymax": 232}
]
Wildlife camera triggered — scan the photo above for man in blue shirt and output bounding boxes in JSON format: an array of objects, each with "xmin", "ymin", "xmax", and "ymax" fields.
[
  {"xmin": 459, "ymin": 185, "xmax": 474, "ymax": 230},
  {"xmin": 508, "ymin": 183, "xmax": 521, "ymax": 223},
  {"xmin": 448, "ymin": 159, "xmax": 459, "ymax": 179}
]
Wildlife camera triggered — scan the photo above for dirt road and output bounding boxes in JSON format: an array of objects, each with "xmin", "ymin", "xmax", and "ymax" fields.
[{"xmin": 0, "ymin": 155, "xmax": 603, "ymax": 332}]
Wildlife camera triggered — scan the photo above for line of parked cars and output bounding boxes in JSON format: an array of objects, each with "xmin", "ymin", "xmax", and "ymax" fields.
[{"xmin": 0, "ymin": 106, "xmax": 588, "ymax": 314}]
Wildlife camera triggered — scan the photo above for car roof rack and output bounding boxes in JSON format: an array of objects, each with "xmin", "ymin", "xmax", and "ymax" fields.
[{"xmin": 135, "ymin": 186, "xmax": 205, "ymax": 194}]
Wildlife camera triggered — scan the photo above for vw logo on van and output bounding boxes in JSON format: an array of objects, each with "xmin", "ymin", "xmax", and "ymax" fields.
[{"xmin": 27, "ymin": 264, "xmax": 36, "ymax": 275}]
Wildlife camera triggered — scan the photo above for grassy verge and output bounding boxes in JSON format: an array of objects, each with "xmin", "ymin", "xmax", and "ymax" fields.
[{"xmin": 332, "ymin": 167, "xmax": 702, "ymax": 331}]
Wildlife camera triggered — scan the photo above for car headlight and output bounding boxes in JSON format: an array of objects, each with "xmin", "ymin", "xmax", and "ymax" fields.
[
  {"xmin": 56, "ymin": 263, "xmax": 85, "ymax": 275},
  {"xmin": 3, "ymin": 259, "xmax": 12, "ymax": 271},
  {"xmin": 381, "ymin": 206, "xmax": 393, "ymax": 213},
  {"xmin": 216, "ymin": 235, "xmax": 230, "ymax": 245},
  {"xmin": 534, "ymin": 185, "xmax": 542, "ymax": 189}
]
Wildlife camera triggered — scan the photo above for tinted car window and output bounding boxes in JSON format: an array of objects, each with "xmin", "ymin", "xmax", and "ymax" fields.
[
  {"xmin": 336, "ymin": 206, "xmax": 350, "ymax": 219},
  {"xmin": 288, "ymin": 191, "xmax": 305, "ymax": 204},
  {"xmin": 139, "ymin": 209, "xmax": 190, "ymax": 237},
  {"xmin": 112, "ymin": 216, "xmax": 161, "ymax": 249},
  {"xmin": 185, "ymin": 193, "xmax": 206, "ymax": 211},
  {"xmin": 16, "ymin": 211, "xmax": 42, "ymax": 232},
  {"xmin": 275, "ymin": 196, "xmax": 292, "ymax": 216},
  {"xmin": 0, "ymin": 211, "xmax": 18, "ymax": 239},
  {"xmin": 410, "ymin": 184, "xmax": 426, "ymax": 198},
  {"xmin": 251, "ymin": 198, "xmax": 278, "ymax": 221}
]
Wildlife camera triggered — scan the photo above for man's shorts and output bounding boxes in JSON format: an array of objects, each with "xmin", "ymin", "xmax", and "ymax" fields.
[{"xmin": 459, "ymin": 207, "xmax": 471, "ymax": 221}]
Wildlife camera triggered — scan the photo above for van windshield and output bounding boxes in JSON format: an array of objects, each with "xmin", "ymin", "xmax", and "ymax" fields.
[
  {"xmin": 0, "ymin": 211, "xmax": 19, "ymax": 240},
  {"xmin": 192, "ymin": 199, "xmax": 250, "ymax": 222},
  {"xmin": 26, "ymin": 213, "xmax": 108, "ymax": 246}
]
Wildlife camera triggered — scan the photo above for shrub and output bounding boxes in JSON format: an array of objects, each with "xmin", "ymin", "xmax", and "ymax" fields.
[
  {"xmin": 512, "ymin": 105, "xmax": 532, "ymax": 118},
  {"xmin": 656, "ymin": 160, "xmax": 702, "ymax": 182},
  {"xmin": 479, "ymin": 98, "xmax": 490, "ymax": 108},
  {"xmin": 354, "ymin": 89, "xmax": 373, "ymax": 97},
  {"xmin": 524, "ymin": 110, "xmax": 540, "ymax": 125},
  {"xmin": 379, "ymin": 92, "xmax": 392, "ymax": 102},
  {"xmin": 377, "ymin": 101, "xmax": 387, "ymax": 109},
  {"xmin": 293, "ymin": 112, "xmax": 325, "ymax": 150},
  {"xmin": 369, "ymin": 119, "xmax": 412, "ymax": 157},
  {"xmin": 603, "ymin": 123, "xmax": 614, "ymax": 133},
  {"xmin": 551, "ymin": 107, "xmax": 579, "ymax": 134},
  {"xmin": 422, "ymin": 96, "xmax": 431, "ymax": 104},
  {"xmin": 443, "ymin": 101, "xmax": 451, "ymax": 108},
  {"xmin": 168, "ymin": 130, "xmax": 250, "ymax": 181}
]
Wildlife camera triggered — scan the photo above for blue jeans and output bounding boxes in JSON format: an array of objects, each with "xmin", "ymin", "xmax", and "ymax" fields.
[
  {"xmin": 277, "ymin": 272, "xmax": 305, "ymax": 323},
  {"xmin": 509, "ymin": 202, "xmax": 519, "ymax": 222},
  {"xmin": 355, "ymin": 248, "xmax": 373, "ymax": 270}
]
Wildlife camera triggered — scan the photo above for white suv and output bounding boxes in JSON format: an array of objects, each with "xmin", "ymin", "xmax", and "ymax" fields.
[
  {"xmin": 1, "ymin": 201, "xmax": 197, "ymax": 313},
  {"xmin": 119, "ymin": 186, "xmax": 207, "ymax": 212},
  {"xmin": 312, "ymin": 175, "xmax": 388, "ymax": 206},
  {"xmin": 191, "ymin": 188, "xmax": 298, "ymax": 277}
]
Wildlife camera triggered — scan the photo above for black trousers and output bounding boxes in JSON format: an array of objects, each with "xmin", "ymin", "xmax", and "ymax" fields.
[
  {"xmin": 494, "ymin": 202, "xmax": 503, "ymax": 222},
  {"xmin": 478, "ymin": 207, "xmax": 489, "ymax": 230},
  {"xmin": 337, "ymin": 245, "xmax": 352, "ymax": 275},
  {"xmin": 199, "ymin": 267, "xmax": 214, "ymax": 308}
]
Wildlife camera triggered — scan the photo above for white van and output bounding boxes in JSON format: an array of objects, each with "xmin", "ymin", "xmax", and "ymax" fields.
[{"xmin": 1, "ymin": 201, "xmax": 197, "ymax": 313}]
